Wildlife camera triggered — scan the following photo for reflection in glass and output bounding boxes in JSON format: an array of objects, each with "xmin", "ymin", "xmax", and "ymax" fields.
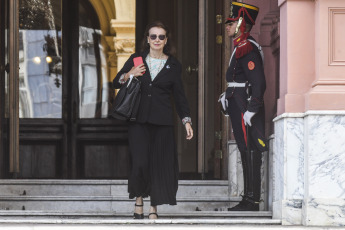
[
  {"xmin": 5, "ymin": 24, "xmax": 9, "ymax": 119},
  {"xmin": 79, "ymin": 1, "xmax": 109, "ymax": 118},
  {"xmin": 19, "ymin": 0, "xmax": 62, "ymax": 118}
]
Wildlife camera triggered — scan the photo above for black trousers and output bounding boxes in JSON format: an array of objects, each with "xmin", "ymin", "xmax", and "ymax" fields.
[
  {"xmin": 226, "ymin": 96, "xmax": 267, "ymax": 153},
  {"xmin": 127, "ymin": 122, "xmax": 179, "ymax": 206},
  {"xmin": 226, "ymin": 96, "xmax": 266, "ymax": 202}
]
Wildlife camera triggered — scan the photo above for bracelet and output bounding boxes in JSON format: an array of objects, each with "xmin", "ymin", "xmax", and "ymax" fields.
[
  {"xmin": 182, "ymin": 117, "xmax": 192, "ymax": 126},
  {"xmin": 119, "ymin": 73, "xmax": 127, "ymax": 84}
]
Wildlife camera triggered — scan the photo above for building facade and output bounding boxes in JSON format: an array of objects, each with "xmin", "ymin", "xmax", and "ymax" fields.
[{"xmin": 0, "ymin": 0, "xmax": 344, "ymax": 226}]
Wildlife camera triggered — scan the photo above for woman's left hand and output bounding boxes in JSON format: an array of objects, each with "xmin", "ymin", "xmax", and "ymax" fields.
[{"xmin": 185, "ymin": 123, "xmax": 193, "ymax": 140}]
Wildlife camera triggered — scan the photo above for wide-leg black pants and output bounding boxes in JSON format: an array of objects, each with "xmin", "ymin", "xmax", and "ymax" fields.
[{"xmin": 128, "ymin": 122, "xmax": 179, "ymax": 206}]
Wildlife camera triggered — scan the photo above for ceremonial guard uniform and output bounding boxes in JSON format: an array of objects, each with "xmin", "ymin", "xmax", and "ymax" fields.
[{"xmin": 225, "ymin": 2, "xmax": 267, "ymax": 211}]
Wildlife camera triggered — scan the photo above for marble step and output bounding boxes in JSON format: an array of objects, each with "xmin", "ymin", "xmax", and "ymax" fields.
[
  {"xmin": 0, "ymin": 180, "xmax": 248, "ymax": 213},
  {"xmin": 0, "ymin": 180, "xmax": 229, "ymax": 198},
  {"xmin": 0, "ymin": 195, "xmax": 241, "ymax": 213},
  {"xmin": 0, "ymin": 210, "xmax": 273, "ymax": 219},
  {"xmin": 0, "ymin": 218, "xmax": 282, "ymax": 226},
  {"xmin": 0, "ymin": 211, "xmax": 278, "ymax": 226}
]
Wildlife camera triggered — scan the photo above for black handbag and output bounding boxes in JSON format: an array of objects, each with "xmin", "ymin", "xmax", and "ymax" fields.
[{"xmin": 110, "ymin": 76, "xmax": 141, "ymax": 121}]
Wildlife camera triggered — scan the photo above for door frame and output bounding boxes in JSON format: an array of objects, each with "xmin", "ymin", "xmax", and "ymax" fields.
[
  {"xmin": 7, "ymin": 0, "xmax": 20, "ymax": 175},
  {"xmin": 0, "ymin": 0, "xmax": 8, "ymax": 178},
  {"xmin": 197, "ymin": 0, "xmax": 206, "ymax": 176},
  {"xmin": 198, "ymin": 0, "xmax": 227, "ymax": 179}
]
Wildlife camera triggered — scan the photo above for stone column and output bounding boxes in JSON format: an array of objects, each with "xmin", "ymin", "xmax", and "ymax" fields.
[
  {"xmin": 273, "ymin": 0, "xmax": 345, "ymax": 226},
  {"xmin": 111, "ymin": 0, "xmax": 136, "ymax": 78},
  {"xmin": 273, "ymin": 113, "xmax": 305, "ymax": 225}
]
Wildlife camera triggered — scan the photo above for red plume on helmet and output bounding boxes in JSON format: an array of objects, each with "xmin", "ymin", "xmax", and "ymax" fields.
[{"xmin": 225, "ymin": 2, "xmax": 259, "ymax": 25}]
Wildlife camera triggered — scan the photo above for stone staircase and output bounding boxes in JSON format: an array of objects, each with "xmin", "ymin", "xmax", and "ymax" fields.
[{"xmin": 0, "ymin": 180, "xmax": 280, "ymax": 225}]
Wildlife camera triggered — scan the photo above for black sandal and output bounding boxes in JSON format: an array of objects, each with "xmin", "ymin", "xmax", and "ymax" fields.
[
  {"xmin": 133, "ymin": 204, "xmax": 144, "ymax": 219},
  {"xmin": 148, "ymin": 212, "xmax": 158, "ymax": 219}
]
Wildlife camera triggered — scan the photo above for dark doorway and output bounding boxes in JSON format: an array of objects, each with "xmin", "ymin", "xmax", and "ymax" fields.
[{"xmin": 136, "ymin": 0, "xmax": 199, "ymax": 179}]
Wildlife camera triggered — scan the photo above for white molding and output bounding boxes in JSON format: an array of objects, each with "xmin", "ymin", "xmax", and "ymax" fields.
[{"xmin": 273, "ymin": 110, "xmax": 345, "ymax": 122}]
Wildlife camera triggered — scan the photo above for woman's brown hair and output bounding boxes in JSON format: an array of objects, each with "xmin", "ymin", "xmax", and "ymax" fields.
[{"xmin": 140, "ymin": 21, "xmax": 173, "ymax": 55}]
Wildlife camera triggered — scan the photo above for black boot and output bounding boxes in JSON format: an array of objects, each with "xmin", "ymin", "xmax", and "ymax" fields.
[
  {"xmin": 240, "ymin": 151, "xmax": 248, "ymax": 196},
  {"xmin": 228, "ymin": 150, "xmax": 262, "ymax": 211},
  {"xmin": 244, "ymin": 150, "xmax": 262, "ymax": 211},
  {"xmin": 228, "ymin": 151, "xmax": 248, "ymax": 211},
  {"xmin": 228, "ymin": 195, "xmax": 259, "ymax": 211},
  {"xmin": 252, "ymin": 150, "xmax": 262, "ymax": 204}
]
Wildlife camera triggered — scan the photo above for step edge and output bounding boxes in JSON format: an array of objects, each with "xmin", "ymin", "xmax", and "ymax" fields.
[
  {"xmin": 0, "ymin": 180, "xmax": 228, "ymax": 186},
  {"xmin": 0, "ymin": 196, "xmax": 241, "ymax": 201},
  {"xmin": 0, "ymin": 219, "xmax": 282, "ymax": 225},
  {"xmin": 0, "ymin": 210, "xmax": 273, "ymax": 215}
]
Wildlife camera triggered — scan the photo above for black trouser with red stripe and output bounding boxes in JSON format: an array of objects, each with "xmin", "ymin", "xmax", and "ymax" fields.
[{"xmin": 226, "ymin": 96, "xmax": 267, "ymax": 203}]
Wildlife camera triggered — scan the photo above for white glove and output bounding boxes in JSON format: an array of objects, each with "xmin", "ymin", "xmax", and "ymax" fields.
[
  {"xmin": 243, "ymin": 111, "xmax": 255, "ymax": 126},
  {"xmin": 218, "ymin": 92, "xmax": 228, "ymax": 115}
]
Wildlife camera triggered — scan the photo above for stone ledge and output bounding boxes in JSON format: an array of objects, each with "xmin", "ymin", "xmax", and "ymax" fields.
[
  {"xmin": 0, "ymin": 180, "xmax": 229, "ymax": 186},
  {"xmin": 0, "ymin": 210, "xmax": 273, "ymax": 217},
  {"xmin": 0, "ymin": 196, "xmax": 239, "ymax": 202},
  {"xmin": 0, "ymin": 218, "xmax": 281, "ymax": 225},
  {"xmin": 273, "ymin": 111, "xmax": 345, "ymax": 122}
]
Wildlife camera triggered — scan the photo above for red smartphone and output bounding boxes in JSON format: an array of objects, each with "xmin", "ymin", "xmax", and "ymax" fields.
[{"xmin": 133, "ymin": 56, "xmax": 145, "ymax": 74}]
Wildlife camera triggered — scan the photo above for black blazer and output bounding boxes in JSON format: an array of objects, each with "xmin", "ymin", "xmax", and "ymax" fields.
[{"xmin": 113, "ymin": 50, "xmax": 191, "ymax": 126}]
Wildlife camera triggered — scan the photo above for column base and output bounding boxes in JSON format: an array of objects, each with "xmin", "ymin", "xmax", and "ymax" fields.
[
  {"xmin": 273, "ymin": 199, "xmax": 303, "ymax": 225},
  {"xmin": 273, "ymin": 111, "xmax": 345, "ymax": 226},
  {"xmin": 303, "ymin": 198, "xmax": 345, "ymax": 226}
]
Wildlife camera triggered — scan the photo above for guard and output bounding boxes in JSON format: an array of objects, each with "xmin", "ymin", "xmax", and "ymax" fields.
[{"xmin": 224, "ymin": 1, "xmax": 267, "ymax": 211}]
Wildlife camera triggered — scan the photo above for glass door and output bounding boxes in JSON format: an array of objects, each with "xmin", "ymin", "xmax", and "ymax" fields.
[
  {"xmin": 18, "ymin": 0, "xmax": 62, "ymax": 119},
  {"xmin": 75, "ymin": 0, "xmax": 129, "ymax": 179},
  {"xmin": 0, "ymin": 0, "xmax": 129, "ymax": 179},
  {"xmin": 16, "ymin": 0, "xmax": 64, "ymax": 179}
]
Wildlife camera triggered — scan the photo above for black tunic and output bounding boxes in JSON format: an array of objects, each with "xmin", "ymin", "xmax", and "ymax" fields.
[{"xmin": 225, "ymin": 37, "xmax": 268, "ymax": 153}]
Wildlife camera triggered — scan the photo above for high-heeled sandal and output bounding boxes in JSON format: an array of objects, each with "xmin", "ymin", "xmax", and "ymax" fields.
[
  {"xmin": 133, "ymin": 204, "xmax": 144, "ymax": 219},
  {"xmin": 148, "ymin": 212, "xmax": 158, "ymax": 219}
]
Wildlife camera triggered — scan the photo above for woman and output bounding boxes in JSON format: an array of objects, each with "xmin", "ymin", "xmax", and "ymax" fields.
[{"xmin": 113, "ymin": 21, "xmax": 193, "ymax": 219}]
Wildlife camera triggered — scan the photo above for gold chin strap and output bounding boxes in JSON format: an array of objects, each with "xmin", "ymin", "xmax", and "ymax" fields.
[{"xmin": 234, "ymin": 17, "xmax": 243, "ymax": 38}]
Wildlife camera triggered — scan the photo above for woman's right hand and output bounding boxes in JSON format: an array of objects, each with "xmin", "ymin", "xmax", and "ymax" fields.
[{"xmin": 126, "ymin": 64, "xmax": 146, "ymax": 80}]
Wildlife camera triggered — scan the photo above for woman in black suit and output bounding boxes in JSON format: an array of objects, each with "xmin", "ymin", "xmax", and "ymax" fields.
[{"xmin": 113, "ymin": 21, "xmax": 193, "ymax": 219}]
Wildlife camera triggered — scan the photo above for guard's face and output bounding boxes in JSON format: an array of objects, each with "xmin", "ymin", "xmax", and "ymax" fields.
[
  {"xmin": 147, "ymin": 27, "xmax": 167, "ymax": 52},
  {"xmin": 225, "ymin": 21, "xmax": 238, "ymax": 38}
]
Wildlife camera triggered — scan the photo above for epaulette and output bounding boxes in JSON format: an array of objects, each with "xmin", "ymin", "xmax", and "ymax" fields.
[{"xmin": 235, "ymin": 39, "xmax": 253, "ymax": 59}]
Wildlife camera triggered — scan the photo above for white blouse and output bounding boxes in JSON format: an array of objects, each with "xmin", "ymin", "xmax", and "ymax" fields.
[{"xmin": 146, "ymin": 56, "xmax": 167, "ymax": 80}]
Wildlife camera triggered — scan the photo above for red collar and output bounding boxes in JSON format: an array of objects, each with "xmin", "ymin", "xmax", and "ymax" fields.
[
  {"xmin": 233, "ymin": 33, "xmax": 253, "ymax": 59},
  {"xmin": 233, "ymin": 32, "xmax": 250, "ymax": 47}
]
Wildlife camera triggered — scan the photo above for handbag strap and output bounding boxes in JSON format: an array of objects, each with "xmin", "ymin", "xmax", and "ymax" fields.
[{"xmin": 127, "ymin": 75, "xmax": 134, "ymax": 87}]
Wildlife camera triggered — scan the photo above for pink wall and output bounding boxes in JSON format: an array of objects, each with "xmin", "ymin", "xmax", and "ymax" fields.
[
  {"xmin": 278, "ymin": 0, "xmax": 316, "ymax": 114},
  {"xmin": 246, "ymin": 0, "xmax": 278, "ymax": 40},
  {"xmin": 279, "ymin": 0, "xmax": 345, "ymax": 114},
  {"xmin": 305, "ymin": 0, "xmax": 345, "ymax": 110}
]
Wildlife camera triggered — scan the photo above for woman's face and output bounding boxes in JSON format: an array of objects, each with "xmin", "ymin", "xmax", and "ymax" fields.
[
  {"xmin": 225, "ymin": 21, "xmax": 238, "ymax": 38},
  {"xmin": 147, "ymin": 27, "xmax": 167, "ymax": 52}
]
